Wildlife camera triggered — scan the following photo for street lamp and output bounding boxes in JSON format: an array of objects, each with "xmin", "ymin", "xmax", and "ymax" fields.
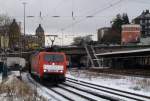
[
  {"xmin": 22, "ymin": 2, "xmax": 27, "ymax": 49},
  {"xmin": 23, "ymin": 2, "xmax": 26, "ymax": 36}
]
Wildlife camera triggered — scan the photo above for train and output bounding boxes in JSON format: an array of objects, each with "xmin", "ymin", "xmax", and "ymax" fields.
[{"xmin": 29, "ymin": 51, "xmax": 67, "ymax": 83}]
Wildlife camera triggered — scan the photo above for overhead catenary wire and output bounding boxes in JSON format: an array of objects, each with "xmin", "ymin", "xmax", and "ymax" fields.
[
  {"xmin": 58, "ymin": 0, "xmax": 150, "ymax": 33},
  {"xmin": 11, "ymin": 0, "xmax": 150, "ymax": 19},
  {"xmin": 23, "ymin": 0, "xmax": 69, "ymax": 19},
  {"xmin": 50, "ymin": 0, "xmax": 69, "ymax": 14},
  {"xmin": 129, "ymin": 0, "xmax": 150, "ymax": 4},
  {"xmin": 53, "ymin": 0, "xmax": 125, "ymax": 45},
  {"xmin": 57, "ymin": 0, "xmax": 124, "ymax": 32},
  {"xmin": 11, "ymin": 0, "xmax": 150, "ymax": 39},
  {"xmin": 21, "ymin": 0, "xmax": 124, "ymax": 33}
]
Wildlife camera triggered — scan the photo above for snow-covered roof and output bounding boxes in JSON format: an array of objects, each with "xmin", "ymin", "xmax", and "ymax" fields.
[{"xmin": 96, "ymin": 48, "xmax": 150, "ymax": 56}]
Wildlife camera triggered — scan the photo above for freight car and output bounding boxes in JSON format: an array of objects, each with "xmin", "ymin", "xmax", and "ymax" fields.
[{"xmin": 29, "ymin": 51, "xmax": 67, "ymax": 83}]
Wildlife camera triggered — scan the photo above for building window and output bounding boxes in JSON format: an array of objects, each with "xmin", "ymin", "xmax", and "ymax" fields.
[
  {"xmin": 146, "ymin": 20, "xmax": 148, "ymax": 23},
  {"xmin": 145, "ymin": 26, "xmax": 148, "ymax": 29},
  {"xmin": 140, "ymin": 20, "xmax": 143, "ymax": 24},
  {"xmin": 142, "ymin": 20, "xmax": 145, "ymax": 23}
]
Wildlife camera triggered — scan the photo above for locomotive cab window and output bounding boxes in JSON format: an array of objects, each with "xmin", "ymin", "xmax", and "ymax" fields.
[{"xmin": 44, "ymin": 54, "xmax": 64, "ymax": 62}]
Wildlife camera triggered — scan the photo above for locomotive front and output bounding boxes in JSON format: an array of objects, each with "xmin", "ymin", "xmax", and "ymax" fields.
[{"xmin": 40, "ymin": 52, "xmax": 67, "ymax": 82}]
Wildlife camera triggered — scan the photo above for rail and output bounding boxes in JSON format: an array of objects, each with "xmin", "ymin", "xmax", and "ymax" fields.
[{"xmin": 66, "ymin": 77, "xmax": 150, "ymax": 101}]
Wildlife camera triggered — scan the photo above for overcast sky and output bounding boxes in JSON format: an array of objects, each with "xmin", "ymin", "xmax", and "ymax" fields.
[{"xmin": 0, "ymin": 0, "xmax": 150, "ymax": 45}]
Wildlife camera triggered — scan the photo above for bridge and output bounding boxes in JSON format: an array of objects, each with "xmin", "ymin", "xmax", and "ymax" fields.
[{"xmin": 1, "ymin": 45, "xmax": 150, "ymax": 68}]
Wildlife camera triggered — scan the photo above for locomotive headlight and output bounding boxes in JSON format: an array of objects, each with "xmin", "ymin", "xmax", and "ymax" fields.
[
  {"xmin": 44, "ymin": 69, "xmax": 47, "ymax": 72},
  {"xmin": 60, "ymin": 70, "xmax": 63, "ymax": 73}
]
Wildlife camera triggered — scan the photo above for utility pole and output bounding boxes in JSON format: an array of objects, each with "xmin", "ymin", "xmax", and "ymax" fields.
[{"xmin": 23, "ymin": 2, "xmax": 27, "ymax": 49}]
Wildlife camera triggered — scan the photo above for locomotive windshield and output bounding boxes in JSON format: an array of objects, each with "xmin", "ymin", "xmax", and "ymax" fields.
[{"xmin": 44, "ymin": 54, "xmax": 64, "ymax": 62}]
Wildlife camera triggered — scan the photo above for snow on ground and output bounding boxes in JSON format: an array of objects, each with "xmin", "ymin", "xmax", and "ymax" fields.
[
  {"xmin": 67, "ymin": 69, "xmax": 150, "ymax": 97},
  {"xmin": 0, "ymin": 71, "xmax": 46, "ymax": 101},
  {"xmin": 21, "ymin": 73, "xmax": 53, "ymax": 101},
  {"xmin": 22, "ymin": 73, "xmax": 68, "ymax": 101},
  {"xmin": 1, "ymin": 69, "xmax": 149, "ymax": 101}
]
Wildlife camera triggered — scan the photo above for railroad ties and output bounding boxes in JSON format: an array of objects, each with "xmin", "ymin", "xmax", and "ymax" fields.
[{"xmin": 27, "ymin": 72, "xmax": 150, "ymax": 101}]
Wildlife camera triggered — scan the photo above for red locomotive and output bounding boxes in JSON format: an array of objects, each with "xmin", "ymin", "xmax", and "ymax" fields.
[{"xmin": 30, "ymin": 51, "xmax": 67, "ymax": 83}]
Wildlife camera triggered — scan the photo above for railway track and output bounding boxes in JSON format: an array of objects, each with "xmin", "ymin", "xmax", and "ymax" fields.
[
  {"xmin": 27, "ymin": 73, "xmax": 150, "ymax": 101},
  {"xmin": 28, "ymin": 73, "xmax": 110, "ymax": 101},
  {"xmin": 26, "ymin": 73, "xmax": 68, "ymax": 101},
  {"xmin": 48, "ymin": 84, "xmax": 115, "ymax": 101},
  {"xmin": 29, "ymin": 74, "xmax": 120, "ymax": 101},
  {"xmin": 66, "ymin": 77, "xmax": 150, "ymax": 101}
]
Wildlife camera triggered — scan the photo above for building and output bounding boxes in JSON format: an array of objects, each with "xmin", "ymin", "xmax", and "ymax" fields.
[
  {"xmin": 35, "ymin": 24, "xmax": 45, "ymax": 48},
  {"xmin": 0, "ymin": 21, "xmax": 45, "ymax": 50},
  {"xmin": 97, "ymin": 27, "xmax": 121, "ymax": 44},
  {"xmin": 9, "ymin": 19, "xmax": 21, "ymax": 49},
  {"xmin": 23, "ymin": 35, "xmax": 39, "ymax": 49},
  {"xmin": 0, "ymin": 19, "xmax": 21, "ymax": 50},
  {"xmin": 121, "ymin": 24, "xmax": 141, "ymax": 45},
  {"xmin": 0, "ymin": 25, "xmax": 9, "ymax": 49},
  {"xmin": 22, "ymin": 24, "xmax": 45, "ymax": 50},
  {"xmin": 132, "ymin": 10, "xmax": 150, "ymax": 37}
]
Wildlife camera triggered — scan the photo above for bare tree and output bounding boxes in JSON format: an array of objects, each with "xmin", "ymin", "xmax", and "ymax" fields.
[
  {"xmin": 0, "ymin": 14, "xmax": 12, "ymax": 26},
  {"xmin": 72, "ymin": 35, "xmax": 93, "ymax": 46},
  {"xmin": 0, "ymin": 14, "xmax": 12, "ymax": 50}
]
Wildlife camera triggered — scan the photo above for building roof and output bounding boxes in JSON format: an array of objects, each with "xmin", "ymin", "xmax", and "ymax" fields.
[
  {"xmin": 36, "ymin": 24, "xmax": 44, "ymax": 34},
  {"xmin": 134, "ymin": 10, "xmax": 150, "ymax": 20},
  {"xmin": 96, "ymin": 48, "xmax": 150, "ymax": 57},
  {"xmin": 98, "ymin": 27, "xmax": 111, "ymax": 30},
  {"xmin": 11, "ymin": 19, "xmax": 18, "ymax": 27}
]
